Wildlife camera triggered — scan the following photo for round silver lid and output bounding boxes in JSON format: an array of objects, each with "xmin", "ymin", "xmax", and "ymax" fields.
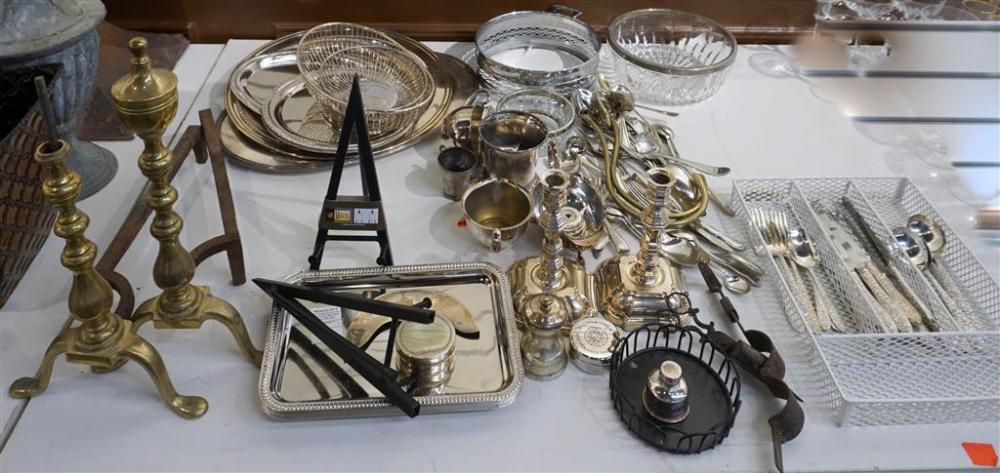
[
  {"xmin": 0, "ymin": 0, "xmax": 106, "ymax": 61},
  {"xmin": 396, "ymin": 317, "xmax": 456, "ymax": 366},
  {"xmin": 569, "ymin": 317, "xmax": 619, "ymax": 372}
]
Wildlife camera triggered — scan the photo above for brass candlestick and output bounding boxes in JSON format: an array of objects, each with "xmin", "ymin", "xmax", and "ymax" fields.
[
  {"xmin": 9, "ymin": 129, "xmax": 207, "ymax": 418},
  {"xmin": 508, "ymin": 169, "xmax": 595, "ymax": 335},
  {"xmin": 111, "ymin": 37, "xmax": 261, "ymax": 365}
]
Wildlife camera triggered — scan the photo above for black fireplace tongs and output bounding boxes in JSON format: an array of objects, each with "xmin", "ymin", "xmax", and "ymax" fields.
[{"xmin": 253, "ymin": 278, "xmax": 435, "ymax": 417}]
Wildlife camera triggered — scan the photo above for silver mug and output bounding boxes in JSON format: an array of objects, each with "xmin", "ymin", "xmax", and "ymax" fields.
[
  {"xmin": 480, "ymin": 111, "xmax": 548, "ymax": 187},
  {"xmin": 461, "ymin": 178, "xmax": 532, "ymax": 252},
  {"xmin": 437, "ymin": 146, "xmax": 478, "ymax": 201}
]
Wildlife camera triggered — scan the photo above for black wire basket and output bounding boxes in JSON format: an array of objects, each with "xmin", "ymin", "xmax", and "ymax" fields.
[{"xmin": 609, "ymin": 320, "xmax": 742, "ymax": 454}]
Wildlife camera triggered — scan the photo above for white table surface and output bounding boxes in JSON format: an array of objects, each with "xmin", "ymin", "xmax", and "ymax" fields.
[{"xmin": 0, "ymin": 40, "xmax": 997, "ymax": 473}]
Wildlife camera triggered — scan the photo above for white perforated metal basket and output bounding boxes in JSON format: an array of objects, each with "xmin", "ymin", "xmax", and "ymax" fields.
[{"xmin": 725, "ymin": 177, "xmax": 1000, "ymax": 426}]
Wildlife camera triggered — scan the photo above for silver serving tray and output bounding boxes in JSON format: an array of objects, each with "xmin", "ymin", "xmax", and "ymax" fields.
[
  {"xmin": 229, "ymin": 51, "xmax": 299, "ymax": 114},
  {"xmin": 258, "ymin": 262, "xmax": 524, "ymax": 419}
]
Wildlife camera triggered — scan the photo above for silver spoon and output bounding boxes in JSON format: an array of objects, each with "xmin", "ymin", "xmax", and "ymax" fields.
[
  {"xmin": 788, "ymin": 225, "xmax": 841, "ymax": 332},
  {"xmin": 892, "ymin": 226, "xmax": 958, "ymax": 326},
  {"xmin": 906, "ymin": 214, "xmax": 945, "ymax": 256},
  {"xmin": 623, "ymin": 115, "xmax": 661, "ymax": 156},
  {"xmin": 724, "ymin": 274, "xmax": 751, "ymax": 294},
  {"xmin": 903, "ymin": 216, "xmax": 979, "ymax": 330},
  {"xmin": 892, "ymin": 227, "xmax": 931, "ymax": 269},
  {"xmin": 671, "ymin": 230, "xmax": 760, "ymax": 287}
]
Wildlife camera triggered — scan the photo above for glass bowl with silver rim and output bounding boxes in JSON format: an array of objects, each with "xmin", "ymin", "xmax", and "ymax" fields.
[
  {"xmin": 496, "ymin": 89, "xmax": 576, "ymax": 149},
  {"xmin": 608, "ymin": 8, "xmax": 737, "ymax": 105},
  {"xmin": 475, "ymin": 7, "xmax": 601, "ymax": 94}
]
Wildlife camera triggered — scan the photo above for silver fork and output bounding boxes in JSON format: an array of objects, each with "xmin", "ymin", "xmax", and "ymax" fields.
[{"xmin": 750, "ymin": 207, "xmax": 823, "ymax": 333}]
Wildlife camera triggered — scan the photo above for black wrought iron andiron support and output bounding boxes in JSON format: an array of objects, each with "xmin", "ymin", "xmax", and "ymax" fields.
[
  {"xmin": 696, "ymin": 261, "xmax": 805, "ymax": 473},
  {"xmin": 308, "ymin": 75, "xmax": 392, "ymax": 270}
]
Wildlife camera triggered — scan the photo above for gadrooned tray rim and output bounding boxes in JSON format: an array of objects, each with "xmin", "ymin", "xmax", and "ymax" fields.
[{"xmin": 257, "ymin": 261, "xmax": 525, "ymax": 419}]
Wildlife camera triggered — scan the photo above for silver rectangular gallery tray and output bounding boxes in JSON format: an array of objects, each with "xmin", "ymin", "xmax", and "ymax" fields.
[{"xmin": 258, "ymin": 262, "xmax": 524, "ymax": 419}]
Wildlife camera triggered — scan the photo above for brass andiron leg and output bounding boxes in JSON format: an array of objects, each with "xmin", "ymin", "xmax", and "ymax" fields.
[
  {"xmin": 507, "ymin": 169, "xmax": 595, "ymax": 335},
  {"xmin": 8, "ymin": 132, "xmax": 207, "ymax": 419},
  {"xmin": 111, "ymin": 37, "xmax": 262, "ymax": 366}
]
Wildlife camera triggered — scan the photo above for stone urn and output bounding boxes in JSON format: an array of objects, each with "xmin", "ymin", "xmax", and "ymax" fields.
[{"xmin": 0, "ymin": 0, "xmax": 117, "ymax": 200}]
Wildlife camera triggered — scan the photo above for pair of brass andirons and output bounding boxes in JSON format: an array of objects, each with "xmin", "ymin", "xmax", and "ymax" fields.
[{"xmin": 9, "ymin": 38, "xmax": 261, "ymax": 419}]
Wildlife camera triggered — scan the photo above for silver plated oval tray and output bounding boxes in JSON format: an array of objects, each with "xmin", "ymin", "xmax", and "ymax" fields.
[
  {"xmin": 229, "ymin": 51, "xmax": 299, "ymax": 114},
  {"xmin": 225, "ymin": 30, "xmax": 478, "ymax": 171},
  {"xmin": 258, "ymin": 262, "xmax": 524, "ymax": 419},
  {"xmin": 224, "ymin": 53, "xmax": 478, "ymax": 172},
  {"xmin": 220, "ymin": 114, "xmax": 330, "ymax": 173}
]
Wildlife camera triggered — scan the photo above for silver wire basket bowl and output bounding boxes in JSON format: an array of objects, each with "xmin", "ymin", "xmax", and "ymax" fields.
[
  {"xmin": 608, "ymin": 8, "xmax": 737, "ymax": 105},
  {"xmin": 475, "ymin": 9, "xmax": 601, "ymax": 94},
  {"xmin": 297, "ymin": 24, "xmax": 434, "ymax": 138}
]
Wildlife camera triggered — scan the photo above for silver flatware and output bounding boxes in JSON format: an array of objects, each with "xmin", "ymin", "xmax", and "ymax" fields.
[
  {"xmin": 817, "ymin": 211, "xmax": 914, "ymax": 333},
  {"xmin": 787, "ymin": 224, "xmax": 843, "ymax": 332},
  {"xmin": 652, "ymin": 124, "xmax": 731, "ymax": 177},
  {"xmin": 723, "ymin": 274, "xmax": 751, "ymax": 294},
  {"xmin": 751, "ymin": 207, "xmax": 823, "ymax": 332},
  {"xmin": 907, "ymin": 214, "xmax": 980, "ymax": 330},
  {"xmin": 839, "ymin": 198, "xmax": 940, "ymax": 331}
]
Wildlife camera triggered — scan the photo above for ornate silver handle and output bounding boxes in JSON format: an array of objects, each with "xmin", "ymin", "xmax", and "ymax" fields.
[
  {"xmin": 855, "ymin": 266, "xmax": 900, "ymax": 333},
  {"xmin": 869, "ymin": 266, "xmax": 922, "ymax": 331},
  {"xmin": 604, "ymin": 217, "xmax": 631, "ymax": 255},
  {"xmin": 928, "ymin": 262, "xmax": 980, "ymax": 331},
  {"xmin": 780, "ymin": 257, "xmax": 821, "ymax": 333},
  {"xmin": 806, "ymin": 267, "xmax": 842, "ymax": 332},
  {"xmin": 884, "ymin": 262, "xmax": 940, "ymax": 332},
  {"xmin": 693, "ymin": 221, "xmax": 747, "ymax": 252}
]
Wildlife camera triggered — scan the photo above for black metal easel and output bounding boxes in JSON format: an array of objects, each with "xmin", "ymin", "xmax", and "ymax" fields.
[{"xmin": 308, "ymin": 76, "xmax": 393, "ymax": 270}]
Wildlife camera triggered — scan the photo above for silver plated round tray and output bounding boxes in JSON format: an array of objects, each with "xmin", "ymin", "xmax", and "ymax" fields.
[
  {"xmin": 220, "ymin": 113, "xmax": 330, "ymax": 173},
  {"xmin": 261, "ymin": 74, "xmax": 410, "ymax": 154},
  {"xmin": 226, "ymin": 88, "xmax": 329, "ymax": 160},
  {"xmin": 224, "ymin": 30, "xmax": 477, "ymax": 172},
  {"xmin": 229, "ymin": 51, "xmax": 299, "ymax": 114}
]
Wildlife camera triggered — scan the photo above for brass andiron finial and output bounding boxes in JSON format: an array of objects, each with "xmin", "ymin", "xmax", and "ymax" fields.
[
  {"xmin": 111, "ymin": 37, "xmax": 261, "ymax": 365},
  {"xmin": 9, "ymin": 77, "xmax": 207, "ymax": 418},
  {"xmin": 595, "ymin": 168, "xmax": 690, "ymax": 330},
  {"xmin": 507, "ymin": 169, "xmax": 595, "ymax": 336}
]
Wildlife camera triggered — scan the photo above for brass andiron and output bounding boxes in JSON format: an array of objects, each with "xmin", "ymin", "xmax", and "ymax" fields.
[
  {"xmin": 508, "ymin": 169, "xmax": 595, "ymax": 334},
  {"xmin": 9, "ymin": 77, "xmax": 207, "ymax": 418},
  {"xmin": 111, "ymin": 37, "xmax": 261, "ymax": 365},
  {"xmin": 596, "ymin": 168, "xmax": 689, "ymax": 330}
]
